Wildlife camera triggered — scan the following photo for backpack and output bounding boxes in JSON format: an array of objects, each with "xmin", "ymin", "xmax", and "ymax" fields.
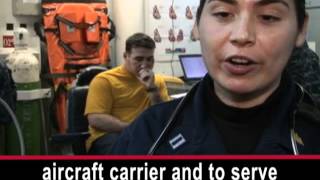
[{"xmin": 35, "ymin": 0, "xmax": 115, "ymax": 132}]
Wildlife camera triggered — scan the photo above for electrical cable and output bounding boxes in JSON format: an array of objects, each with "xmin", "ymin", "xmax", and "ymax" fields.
[
  {"xmin": 0, "ymin": 97, "xmax": 25, "ymax": 155},
  {"xmin": 170, "ymin": 0, "xmax": 175, "ymax": 76}
]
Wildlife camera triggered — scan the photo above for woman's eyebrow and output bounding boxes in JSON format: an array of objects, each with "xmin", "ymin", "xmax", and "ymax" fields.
[
  {"xmin": 207, "ymin": 0, "xmax": 237, "ymax": 5},
  {"xmin": 256, "ymin": 0, "xmax": 289, "ymax": 9},
  {"xmin": 207, "ymin": 0, "xmax": 289, "ymax": 9}
]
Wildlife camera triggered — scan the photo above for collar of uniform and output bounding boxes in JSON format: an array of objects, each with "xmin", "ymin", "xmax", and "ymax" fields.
[{"xmin": 192, "ymin": 73, "xmax": 297, "ymax": 154}]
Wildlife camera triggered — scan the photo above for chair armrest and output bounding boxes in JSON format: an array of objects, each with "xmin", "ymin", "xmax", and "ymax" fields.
[{"xmin": 50, "ymin": 132, "xmax": 89, "ymax": 144}]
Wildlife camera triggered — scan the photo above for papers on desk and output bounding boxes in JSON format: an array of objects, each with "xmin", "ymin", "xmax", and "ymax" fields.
[{"xmin": 170, "ymin": 92, "xmax": 187, "ymax": 99}]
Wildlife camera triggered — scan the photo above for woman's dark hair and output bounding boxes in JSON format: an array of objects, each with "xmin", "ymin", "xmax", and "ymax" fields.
[
  {"xmin": 125, "ymin": 33, "xmax": 156, "ymax": 53},
  {"xmin": 196, "ymin": 0, "xmax": 306, "ymax": 30}
]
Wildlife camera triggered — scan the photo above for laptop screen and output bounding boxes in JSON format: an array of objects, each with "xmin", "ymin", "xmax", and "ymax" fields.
[{"xmin": 179, "ymin": 54, "xmax": 207, "ymax": 80}]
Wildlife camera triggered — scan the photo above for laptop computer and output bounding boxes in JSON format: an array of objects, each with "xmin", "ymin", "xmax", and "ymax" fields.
[{"xmin": 179, "ymin": 54, "xmax": 207, "ymax": 85}]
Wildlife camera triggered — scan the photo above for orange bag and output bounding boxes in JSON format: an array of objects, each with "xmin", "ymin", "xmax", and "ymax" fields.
[{"xmin": 39, "ymin": 0, "xmax": 115, "ymax": 133}]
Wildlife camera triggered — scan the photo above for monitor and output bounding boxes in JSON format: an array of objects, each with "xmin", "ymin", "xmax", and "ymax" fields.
[{"xmin": 179, "ymin": 54, "xmax": 207, "ymax": 80}]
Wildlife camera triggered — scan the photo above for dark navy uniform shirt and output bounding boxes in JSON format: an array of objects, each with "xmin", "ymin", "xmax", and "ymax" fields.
[{"xmin": 112, "ymin": 74, "xmax": 320, "ymax": 155}]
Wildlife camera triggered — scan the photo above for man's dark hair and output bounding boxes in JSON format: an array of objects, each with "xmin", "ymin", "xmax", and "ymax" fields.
[
  {"xmin": 196, "ymin": 0, "xmax": 306, "ymax": 30},
  {"xmin": 125, "ymin": 33, "xmax": 156, "ymax": 53}
]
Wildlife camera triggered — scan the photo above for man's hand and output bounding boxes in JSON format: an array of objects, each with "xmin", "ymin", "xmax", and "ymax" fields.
[
  {"xmin": 137, "ymin": 68, "xmax": 163, "ymax": 105},
  {"xmin": 137, "ymin": 68, "xmax": 156, "ymax": 89}
]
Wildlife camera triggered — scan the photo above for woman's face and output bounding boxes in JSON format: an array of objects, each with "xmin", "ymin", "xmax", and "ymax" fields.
[{"xmin": 196, "ymin": 0, "xmax": 307, "ymax": 107}]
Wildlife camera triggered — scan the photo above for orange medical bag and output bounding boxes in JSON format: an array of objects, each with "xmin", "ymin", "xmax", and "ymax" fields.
[{"xmin": 38, "ymin": 0, "xmax": 115, "ymax": 133}]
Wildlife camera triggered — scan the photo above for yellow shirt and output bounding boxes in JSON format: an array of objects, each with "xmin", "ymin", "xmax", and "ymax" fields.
[{"xmin": 85, "ymin": 65, "xmax": 170, "ymax": 150}]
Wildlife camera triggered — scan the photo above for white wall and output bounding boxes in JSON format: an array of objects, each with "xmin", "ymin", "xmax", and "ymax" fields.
[
  {"xmin": 112, "ymin": 0, "xmax": 145, "ymax": 65},
  {"xmin": 111, "ymin": 0, "xmax": 194, "ymax": 77}
]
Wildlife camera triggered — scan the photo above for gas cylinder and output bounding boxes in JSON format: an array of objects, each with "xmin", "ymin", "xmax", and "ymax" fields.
[{"xmin": 6, "ymin": 27, "xmax": 43, "ymax": 154}]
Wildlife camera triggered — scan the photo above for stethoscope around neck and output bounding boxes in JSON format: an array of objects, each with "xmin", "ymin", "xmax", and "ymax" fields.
[{"xmin": 147, "ymin": 82, "xmax": 304, "ymax": 155}]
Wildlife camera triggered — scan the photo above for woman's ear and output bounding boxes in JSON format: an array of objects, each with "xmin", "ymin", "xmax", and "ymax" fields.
[{"xmin": 295, "ymin": 13, "xmax": 309, "ymax": 47}]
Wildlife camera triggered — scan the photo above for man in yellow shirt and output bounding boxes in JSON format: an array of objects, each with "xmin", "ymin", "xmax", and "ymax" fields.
[{"xmin": 85, "ymin": 33, "xmax": 170, "ymax": 154}]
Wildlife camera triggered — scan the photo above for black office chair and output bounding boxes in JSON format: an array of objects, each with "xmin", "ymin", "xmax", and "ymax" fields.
[
  {"xmin": 76, "ymin": 66, "xmax": 109, "ymax": 86},
  {"xmin": 51, "ymin": 65, "xmax": 107, "ymax": 154},
  {"xmin": 66, "ymin": 86, "xmax": 90, "ymax": 154}
]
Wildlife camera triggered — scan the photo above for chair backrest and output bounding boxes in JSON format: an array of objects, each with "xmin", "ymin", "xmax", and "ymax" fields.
[
  {"xmin": 76, "ymin": 65, "xmax": 108, "ymax": 86},
  {"xmin": 68, "ymin": 65, "xmax": 108, "ymax": 132},
  {"xmin": 66, "ymin": 65, "xmax": 108, "ymax": 154},
  {"xmin": 66, "ymin": 86, "xmax": 89, "ymax": 155},
  {"xmin": 67, "ymin": 86, "xmax": 89, "ymax": 133}
]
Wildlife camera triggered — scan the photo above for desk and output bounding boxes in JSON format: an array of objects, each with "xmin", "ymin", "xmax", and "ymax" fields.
[
  {"xmin": 167, "ymin": 84, "xmax": 192, "ymax": 95},
  {"xmin": 167, "ymin": 84, "xmax": 192, "ymax": 99}
]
